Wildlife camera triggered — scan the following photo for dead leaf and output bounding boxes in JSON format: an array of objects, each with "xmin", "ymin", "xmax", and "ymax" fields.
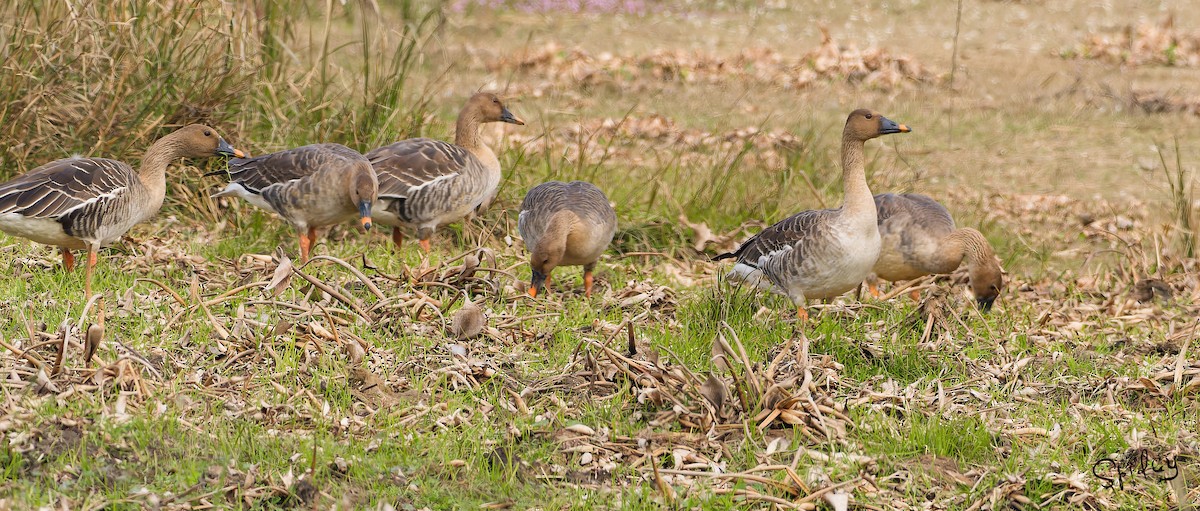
[
  {"xmin": 264, "ymin": 256, "xmax": 293, "ymax": 296},
  {"xmin": 700, "ymin": 373, "xmax": 728, "ymax": 412},
  {"xmin": 449, "ymin": 301, "xmax": 485, "ymax": 340},
  {"xmin": 83, "ymin": 323, "xmax": 103, "ymax": 365}
]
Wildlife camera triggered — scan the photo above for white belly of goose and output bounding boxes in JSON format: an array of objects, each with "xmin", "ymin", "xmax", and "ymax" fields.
[
  {"xmin": 731, "ymin": 224, "xmax": 880, "ymax": 302},
  {"xmin": 790, "ymin": 229, "xmax": 880, "ymax": 300},
  {"xmin": 0, "ymin": 214, "xmax": 88, "ymax": 249}
]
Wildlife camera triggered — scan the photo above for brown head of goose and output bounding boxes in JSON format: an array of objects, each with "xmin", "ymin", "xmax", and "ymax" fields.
[
  {"xmin": 367, "ymin": 92, "xmax": 524, "ymax": 253},
  {"xmin": 870, "ymin": 192, "xmax": 1003, "ymax": 311},
  {"xmin": 0, "ymin": 124, "xmax": 243, "ymax": 297},
  {"xmin": 714, "ymin": 109, "xmax": 910, "ymax": 320},
  {"xmin": 208, "ymin": 143, "xmax": 378, "ymax": 262},
  {"xmin": 518, "ymin": 181, "xmax": 617, "ymax": 298}
]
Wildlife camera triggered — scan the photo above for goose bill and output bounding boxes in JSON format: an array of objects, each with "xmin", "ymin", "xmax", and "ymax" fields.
[
  {"xmin": 878, "ymin": 116, "xmax": 911, "ymax": 134},
  {"xmin": 216, "ymin": 138, "xmax": 246, "ymax": 158},
  {"xmin": 358, "ymin": 201, "xmax": 373, "ymax": 230},
  {"xmin": 500, "ymin": 108, "xmax": 525, "ymax": 126}
]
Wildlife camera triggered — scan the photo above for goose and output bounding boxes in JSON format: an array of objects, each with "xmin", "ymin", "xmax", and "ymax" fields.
[
  {"xmin": 367, "ymin": 92, "xmax": 524, "ymax": 253},
  {"xmin": 0, "ymin": 124, "xmax": 242, "ymax": 298},
  {"xmin": 518, "ymin": 181, "xmax": 617, "ymax": 298},
  {"xmin": 208, "ymin": 144, "xmax": 378, "ymax": 262},
  {"xmin": 714, "ymin": 109, "xmax": 910, "ymax": 320},
  {"xmin": 869, "ymin": 192, "xmax": 1003, "ymax": 311}
]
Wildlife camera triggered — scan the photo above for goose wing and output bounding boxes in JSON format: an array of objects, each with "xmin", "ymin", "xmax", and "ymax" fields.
[
  {"xmin": 0, "ymin": 157, "xmax": 137, "ymax": 219},
  {"xmin": 714, "ymin": 208, "xmax": 838, "ymax": 267},
  {"xmin": 220, "ymin": 143, "xmax": 362, "ymax": 193},
  {"xmin": 520, "ymin": 181, "xmax": 615, "ymax": 228},
  {"xmin": 874, "ymin": 192, "xmax": 955, "ymax": 239},
  {"xmin": 368, "ymin": 138, "xmax": 473, "ymax": 198}
]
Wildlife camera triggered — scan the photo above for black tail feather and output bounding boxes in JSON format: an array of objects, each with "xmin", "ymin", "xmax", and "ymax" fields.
[{"xmin": 711, "ymin": 251, "xmax": 737, "ymax": 262}]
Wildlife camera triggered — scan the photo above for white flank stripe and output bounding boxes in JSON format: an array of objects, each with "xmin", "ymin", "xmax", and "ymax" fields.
[
  {"xmin": 56, "ymin": 187, "xmax": 126, "ymax": 216},
  {"xmin": 406, "ymin": 173, "xmax": 457, "ymax": 192}
]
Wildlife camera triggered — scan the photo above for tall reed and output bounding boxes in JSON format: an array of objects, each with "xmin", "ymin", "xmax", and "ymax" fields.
[{"xmin": 0, "ymin": 0, "xmax": 444, "ymax": 176}]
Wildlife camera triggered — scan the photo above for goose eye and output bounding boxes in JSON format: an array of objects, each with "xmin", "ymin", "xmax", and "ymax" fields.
[
  {"xmin": 203, "ymin": 130, "xmax": 212, "ymax": 136},
  {"xmin": 864, "ymin": 113, "xmax": 873, "ymax": 119}
]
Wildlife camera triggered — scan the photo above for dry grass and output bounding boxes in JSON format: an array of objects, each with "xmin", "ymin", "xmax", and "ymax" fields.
[{"xmin": 2, "ymin": 0, "xmax": 1200, "ymax": 510}]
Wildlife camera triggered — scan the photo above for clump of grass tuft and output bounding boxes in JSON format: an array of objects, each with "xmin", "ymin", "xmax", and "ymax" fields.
[
  {"xmin": 0, "ymin": 0, "xmax": 443, "ymax": 184},
  {"xmin": 1155, "ymin": 138, "xmax": 1195, "ymax": 258}
]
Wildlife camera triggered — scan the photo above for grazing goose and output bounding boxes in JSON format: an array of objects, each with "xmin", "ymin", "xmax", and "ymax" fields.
[
  {"xmin": 869, "ymin": 193, "xmax": 1003, "ymax": 311},
  {"xmin": 0, "ymin": 124, "xmax": 242, "ymax": 298},
  {"xmin": 714, "ymin": 109, "xmax": 910, "ymax": 320},
  {"xmin": 367, "ymin": 92, "xmax": 524, "ymax": 253},
  {"xmin": 518, "ymin": 181, "xmax": 617, "ymax": 298},
  {"xmin": 209, "ymin": 144, "xmax": 378, "ymax": 262}
]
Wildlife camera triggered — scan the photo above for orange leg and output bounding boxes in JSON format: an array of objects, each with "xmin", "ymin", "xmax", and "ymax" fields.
[
  {"xmin": 298, "ymin": 229, "xmax": 314, "ymax": 262},
  {"xmin": 391, "ymin": 227, "xmax": 404, "ymax": 249},
  {"xmin": 909, "ymin": 289, "xmax": 921, "ymax": 301},
  {"xmin": 584, "ymin": 271, "xmax": 594, "ymax": 298},
  {"xmin": 796, "ymin": 306, "xmax": 809, "ymax": 322},
  {"xmin": 419, "ymin": 238, "xmax": 431, "ymax": 253},
  {"xmin": 62, "ymin": 249, "xmax": 75, "ymax": 271},
  {"xmin": 867, "ymin": 281, "xmax": 882, "ymax": 298},
  {"xmin": 84, "ymin": 249, "xmax": 98, "ymax": 299}
]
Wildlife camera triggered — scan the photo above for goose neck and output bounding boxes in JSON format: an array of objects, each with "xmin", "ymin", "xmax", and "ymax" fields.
[
  {"xmin": 840, "ymin": 137, "xmax": 873, "ymax": 216},
  {"xmin": 454, "ymin": 110, "xmax": 483, "ymax": 150},
  {"xmin": 137, "ymin": 138, "xmax": 184, "ymax": 196}
]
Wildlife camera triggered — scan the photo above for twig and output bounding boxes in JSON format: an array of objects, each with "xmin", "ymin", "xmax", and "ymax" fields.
[
  {"xmin": 712, "ymin": 488, "xmax": 809, "ymax": 509},
  {"xmin": 795, "ymin": 476, "xmax": 865, "ymax": 506},
  {"xmin": 303, "ymin": 254, "xmax": 386, "ymax": 300},
  {"xmin": 0, "ymin": 335, "xmax": 47, "ymax": 370},
  {"xmin": 655, "ymin": 467, "xmax": 802, "ymax": 495},
  {"xmin": 190, "ymin": 275, "xmax": 230, "ymax": 340},
  {"xmin": 202, "ymin": 280, "xmax": 270, "ymax": 307},
  {"xmin": 134, "ymin": 278, "xmax": 188, "ymax": 307},
  {"xmin": 948, "ymin": 0, "xmax": 963, "ymax": 147},
  {"xmin": 291, "ymin": 266, "xmax": 371, "ymax": 321}
]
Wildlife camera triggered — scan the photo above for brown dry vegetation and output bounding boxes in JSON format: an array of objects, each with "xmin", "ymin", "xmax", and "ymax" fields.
[{"xmin": 1, "ymin": 0, "xmax": 1199, "ymax": 510}]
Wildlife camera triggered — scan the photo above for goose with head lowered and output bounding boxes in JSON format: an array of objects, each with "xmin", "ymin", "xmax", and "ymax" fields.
[
  {"xmin": 367, "ymin": 92, "xmax": 524, "ymax": 253},
  {"xmin": 0, "ymin": 124, "xmax": 243, "ymax": 298},
  {"xmin": 518, "ymin": 180, "xmax": 617, "ymax": 298},
  {"xmin": 869, "ymin": 192, "xmax": 1003, "ymax": 311},
  {"xmin": 207, "ymin": 143, "xmax": 378, "ymax": 262},
  {"xmin": 714, "ymin": 109, "xmax": 910, "ymax": 320}
]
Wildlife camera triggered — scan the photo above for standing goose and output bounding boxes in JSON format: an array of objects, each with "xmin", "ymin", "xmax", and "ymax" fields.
[
  {"xmin": 209, "ymin": 144, "xmax": 378, "ymax": 262},
  {"xmin": 367, "ymin": 92, "xmax": 525, "ymax": 253},
  {"xmin": 714, "ymin": 109, "xmax": 910, "ymax": 320},
  {"xmin": 518, "ymin": 181, "xmax": 617, "ymax": 298},
  {"xmin": 869, "ymin": 193, "xmax": 1003, "ymax": 311},
  {"xmin": 0, "ymin": 124, "xmax": 243, "ymax": 298}
]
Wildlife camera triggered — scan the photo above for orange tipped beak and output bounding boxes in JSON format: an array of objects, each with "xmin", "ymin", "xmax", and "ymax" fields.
[
  {"xmin": 216, "ymin": 138, "xmax": 246, "ymax": 158},
  {"xmin": 897, "ymin": 124, "xmax": 911, "ymax": 133},
  {"xmin": 360, "ymin": 216, "xmax": 373, "ymax": 230},
  {"xmin": 527, "ymin": 286, "xmax": 537, "ymax": 298}
]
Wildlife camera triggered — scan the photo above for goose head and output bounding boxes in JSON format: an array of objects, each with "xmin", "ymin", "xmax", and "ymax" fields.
[
  {"xmin": 348, "ymin": 165, "xmax": 379, "ymax": 230},
  {"xmin": 467, "ymin": 92, "xmax": 525, "ymax": 126},
  {"xmin": 170, "ymin": 124, "xmax": 245, "ymax": 158},
  {"xmin": 969, "ymin": 260, "xmax": 1004, "ymax": 312},
  {"xmin": 844, "ymin": 109, "xmax": 910, "ymax": 141},
  {"xmin": 527, "ymin": 246, "xmax": 561, "ymax": 298}
]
